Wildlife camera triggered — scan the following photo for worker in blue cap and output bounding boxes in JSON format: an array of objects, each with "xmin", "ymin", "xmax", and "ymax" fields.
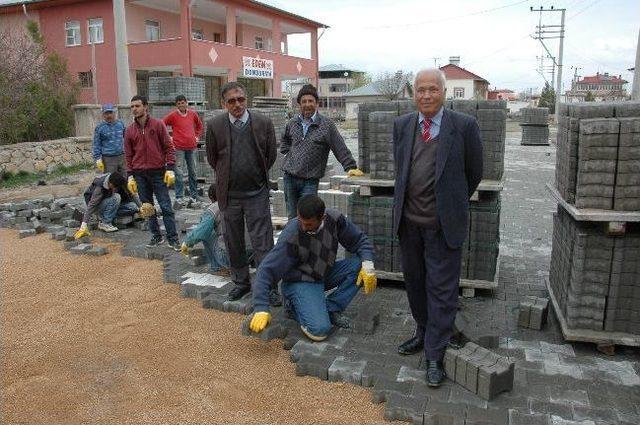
[{"xmin": 93, "ymin": 103, "xmax": 126, "ymax": 174}]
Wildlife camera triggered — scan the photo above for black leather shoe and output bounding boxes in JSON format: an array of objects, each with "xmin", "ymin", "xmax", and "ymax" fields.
[
  {"xmin": 398, "ymin": 335, "xmax": 424, "ymax": 355},
  {"xmin": 227, "ymin": 285, "xmax": 250, "ymax": 301},
  {"xmin": 426, "ymin": 360, "xmax": 446, "ymax": 387},
  {"xmin": 329, "ymin": 311, "xmax": 351, "ymax": 329}
]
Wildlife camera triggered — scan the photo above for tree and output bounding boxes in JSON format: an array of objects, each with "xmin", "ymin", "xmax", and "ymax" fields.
[
  {"xmin": 0, "ymin": 20, "xmax": 78, "ymax": 144},
  {"xmin": 351, "ymin": 72, "xmax": 372, "ymax": 90},
  {"xmin": 584, "ymin": 91, "xmax": 595, "ymax": 102},
  {"xmin": 537, "ymin": 82, "xmax": 556, "ymax": 114},
  {"xmin": 374, "ymin": 70, "xmax": 414, "ymax": 101}
]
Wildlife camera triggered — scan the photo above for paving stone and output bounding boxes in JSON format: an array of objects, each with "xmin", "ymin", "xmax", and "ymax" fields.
[
  {"xmin": 508, "ymin": 409, "xmax": 551, "ymax": 425},
  {"xmin": 86, "ymin": 246, "xmax": 108, "ymax": 256},
  {"xmin": 529, "ymin": 400, "xmax": 574, "ymax": 420},
  {"xmin": 18, "ymin": 229, "xmax": 36, "ymax": 238},
  {"xmin": 371, "ymin": 377, "xmax": 413, "ymax": 403},
  {"xmin": 465, "ymin": 405, "xmax": 508, "ymax": 425},
  {"xmin": 70, "ymin": 243, "xmax": 93, "ymax": 254},
  {"xmin": 327, "ymin": 356, "xmax": 367, "ymax": 384},
  {"xmin": 383, "ymin": 392, "xmax": 427, "ymax": 423},
  {"xmin": 294, "ymin": 352, "xmax": 335, "ymax": 380}
]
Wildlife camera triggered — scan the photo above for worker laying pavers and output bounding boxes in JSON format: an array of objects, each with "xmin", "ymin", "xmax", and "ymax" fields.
[
  {"xmin": 248, "ymin": 194, "xmax": 377, "ymax": 341},
  {"xmin": 74, "ymin": 171, "xmax": 140, "ymax": 238},
  {"xmin": 180, "ymin": 184, "xmax": 229, "ymax": 274}
]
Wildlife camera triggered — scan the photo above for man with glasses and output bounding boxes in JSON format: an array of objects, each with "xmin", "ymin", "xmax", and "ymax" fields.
[
  {"xmin": 205, "ymin": 82, "xmax": 278, "ymax": 302},
  {"xmin": 93, "ymin": 103, "xmax": 126, "ymax": 173}
]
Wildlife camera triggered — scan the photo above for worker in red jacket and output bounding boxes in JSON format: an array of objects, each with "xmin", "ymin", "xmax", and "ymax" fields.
[
  {"xmin": 124, "ymin": 94, "xmax": 180, "ymax": 250},
  {"xmin": 163, "ymin": 95, "xmax": 204, "ymax": 204}
]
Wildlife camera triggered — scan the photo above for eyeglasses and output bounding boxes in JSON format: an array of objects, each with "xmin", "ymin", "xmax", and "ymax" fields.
[{"xmin": 225, "ymin": 96, "xmax": 246, "ymax": 105}]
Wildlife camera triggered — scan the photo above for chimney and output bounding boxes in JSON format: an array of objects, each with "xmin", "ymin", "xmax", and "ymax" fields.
[{"xmin": 449, "ymin": 56, "xmax": 460, "ymax": 66}]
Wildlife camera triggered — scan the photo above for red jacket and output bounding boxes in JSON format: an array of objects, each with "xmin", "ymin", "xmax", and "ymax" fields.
[
  {"xmin": 124, "ymin": 115, "xmax": 175, "ymax": 174},
  {"xmin": 163, "ymin": 109, "xmax": 203, "ymax": 150}
]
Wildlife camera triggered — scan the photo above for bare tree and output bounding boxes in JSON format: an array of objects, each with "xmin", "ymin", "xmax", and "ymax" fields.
[{"xmin": 374, "ymin": 70, "xmax": 414, "ymax": 100}]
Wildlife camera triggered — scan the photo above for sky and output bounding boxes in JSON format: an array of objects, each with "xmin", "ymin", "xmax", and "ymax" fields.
[{"xmin": 264, "ymin": 0, "xmax": 639, "ymax": 94}]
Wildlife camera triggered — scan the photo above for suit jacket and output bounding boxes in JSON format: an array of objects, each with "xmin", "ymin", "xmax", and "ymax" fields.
[
  {"xmin": 392, "ymin": 108, "xmax": 483, "ymax": 249},
  {"xmin": 205, "ymin": 109, "xmax": 277, "ymax": 210}
]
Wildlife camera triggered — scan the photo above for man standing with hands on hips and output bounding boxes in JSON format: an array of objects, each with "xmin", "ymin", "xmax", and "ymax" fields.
[
  {"xmin": 205, "ymin": 82, "xmax": 278, "ymax": 302},
  {"xmin": 393, "ymin": 69, "xmax": 482, "ymax": 387},
  {"xmin": 124, "ymin": 95, "xmax": 180, "ymax": 250}
]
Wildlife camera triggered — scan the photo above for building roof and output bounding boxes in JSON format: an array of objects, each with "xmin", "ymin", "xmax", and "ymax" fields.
[
  {"xmin": 489, "ymin": 89, "xmax": 514, "ymax": 93},
  {"xmin": 578, "ymin": 73, "xmax": 627, "ymax": 84},
  {"xmin": 440, "ymin": 64, "xmax": 489, "ymax": 83},
  {"xmin": 0, "ymin": 0, "xmax": 329, "ymax": 28},
  {"xmin": 319, "ymin": 64, "xmax": 363, "ymax": 73},
  {"xmin": 344, "ymin": 81, "xmax": 382, "ymax": 97}
]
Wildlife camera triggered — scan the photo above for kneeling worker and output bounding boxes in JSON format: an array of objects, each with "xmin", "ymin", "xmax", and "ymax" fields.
[
  {"xmin": 74, "ymin": 171, "xmax": 140, "ymax": 238},
  {"xmin": 180, "ymin": 184, "xmax": 229, "ymax": 273},
  {"xmin": 249, "ymin": 195, "xmax": 377, "ymax": 341}
]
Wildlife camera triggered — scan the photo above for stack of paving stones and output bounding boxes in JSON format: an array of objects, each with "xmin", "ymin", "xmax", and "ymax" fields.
[
  {"xmin": 550, "ymin": 101, "xmax": 640, "ymax": 339},
  {"xmin": 549, "ymin": 207, "xmax": 640, "ymax": 333},
  {"xmin": 520, "ymin": 107, "xmax": 550, "ymax": 146},
  {"xmin": 450, "ymin": 99, "xmax": 508, "ymax": 181},
  {"xmin": 555, "ymin": 101, "xmax": 640, "ymax": 210},
  {"xmin": 368, "ymin": 111, "xmax": 398, "ymax": 180},
  {"xmin": 466, "ymin": 192, "xmax": 501, "ymax": 282},
  {"xmin": 148, "ymin": 77, "xmax": 207, "ymax": 120},
  {"xmin": 518, "ymin": 296, "xmax": 549, "ymax": 330},
  {"xmin": 368, "ymin": 196, "xmax": 396, "ymax": 272}
]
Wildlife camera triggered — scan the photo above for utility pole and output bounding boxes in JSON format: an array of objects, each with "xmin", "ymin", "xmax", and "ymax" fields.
[
  {"xmin": 632, "ymin": 28, "xmax": 640, "ymax": 100},
  {"xmin": 428, "ymin": 57, "xmax": 441, "ymax": 68},
  {"xmin": 531, "ymin": 6, "xmax": 565, "ymax": 121}
]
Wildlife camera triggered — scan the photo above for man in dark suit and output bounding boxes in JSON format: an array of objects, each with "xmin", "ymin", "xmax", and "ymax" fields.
[
  {"xmin": 206, "ymin": 82, "xmax": 277, "ymax": 301},
  {"xmin": 393, "ymin": 69, "xmax": 483, "ymax": 387}
]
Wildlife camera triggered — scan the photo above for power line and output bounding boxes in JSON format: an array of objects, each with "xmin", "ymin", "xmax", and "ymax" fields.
[
  {"xmin": 567, "ymin": 0, "xmax": 602, "ymax": 20},
  {"xmin": 360, "ymin": 0, "xmax": 530, "ymax": 30}
]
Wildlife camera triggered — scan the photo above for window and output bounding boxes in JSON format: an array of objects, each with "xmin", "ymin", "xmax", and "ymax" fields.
[
  {"xmin": 65, "ymin": 21, "xmax": 80, "ymax": 46},
  {"xmin": 255, "ymin": 36, "xmax": 263, "ymax": 50},
  {"xmin": 329, "ymin": 84, "xmax": 347, "ymax": 93},
  {"xmin": 78, "ymin": 71, "xmax": 93, "ymax": 88},
  {"xmin": 192, "ymin": 28, "xmax": 204, "ymax": 40},
  {"xmin": 453, "ymin": 87, "xmax": 465, "ymax": 98},
  {"xmin": 88, "ymin": 18, "xmax": 103, "ymax": 44},
  {"xmin": 145, "ymin": 20, "xmax": 160, "ymax": 41},
  {"xmin": 213, "ymin": 32, "xmax": 221, "ymax": 42}
]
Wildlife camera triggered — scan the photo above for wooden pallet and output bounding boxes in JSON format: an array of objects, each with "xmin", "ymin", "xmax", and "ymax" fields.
[
  {"xmin": 349, "ymin": 176, "xmax": 504, "ymax": 197},
  {"xmin": 546, "ymin": 183, "xmax": 640, "ymax": 235},
  {"xmin": 545, "ymin": 277, "xmax": 640, "ymax": 353}
]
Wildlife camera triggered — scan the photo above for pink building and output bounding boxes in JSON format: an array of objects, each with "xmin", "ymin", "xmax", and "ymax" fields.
[{"xmin": 0, "ymin": 0, "xmax": 326, "ymax": 105}]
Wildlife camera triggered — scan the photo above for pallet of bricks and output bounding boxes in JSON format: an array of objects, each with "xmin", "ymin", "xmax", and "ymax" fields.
[
  {"xmin": 350, "ymin": 99, "xmax": 506, "ymax": 295},
  {"xmin": 147, "ymin": 76, "xmax": 207, "ymax": 121},
  {"xmin": 520, "ymin": 107, "xmax": 550, "ymax": 146},
  {"xmin": 548, "ymin": 101, "xmax": 640, "ymax": 349}
]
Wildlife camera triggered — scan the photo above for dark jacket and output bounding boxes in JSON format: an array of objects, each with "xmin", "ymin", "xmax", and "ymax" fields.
[
  {"xmin": 252, "ymin": 209, "xmax": 374, "ymax": 313},
  {"xmin": 393, "ymin": 109, "xmax": 483, "ymax": 249},
  {"xmin": 82, "ymin": 173, "xmax": 138, "ymax": 223},
  {"xmin": 280, "ymin": 112, "xmax": 357, "ymax": 179},
  {"xmin": 205, "ymin": 110, "xmax": 277, "ymax": 210},
  {"xmin": 124, "ymin": 115, "xmax": 175, "ymax": 175}
]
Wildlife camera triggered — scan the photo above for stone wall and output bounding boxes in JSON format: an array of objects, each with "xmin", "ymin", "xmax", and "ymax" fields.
[{"xmin": 0, "ymin": 137, "xmax": 92, "ymax": 175}]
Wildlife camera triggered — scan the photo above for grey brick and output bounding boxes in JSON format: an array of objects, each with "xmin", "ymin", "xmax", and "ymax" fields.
[
  {"xmin": 18, "ymin": 229, "xmax": 36, "ymax": 238},
  {"xmin": 70, "ymin": 243, "xmax": 93, "ymax": 254},
  {"xmin": 384, "ymin": 392, "xmax": 427, "ymax": 423},
  {"xmin": 327, "ymin": 356, "xmax": 367, "ymax": 384}
]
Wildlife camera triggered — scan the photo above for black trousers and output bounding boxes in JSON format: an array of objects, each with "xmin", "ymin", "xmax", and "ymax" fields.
[{"xmin": 398, "ymin": 218, "xmax": 462, "ymax": 361}]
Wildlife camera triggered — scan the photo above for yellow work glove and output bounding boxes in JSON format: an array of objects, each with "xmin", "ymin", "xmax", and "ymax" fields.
[
  {"xmin": 127, "ymin": 176, "xmax": 138, "ymax": 194},
  {"xmin": 96, "ymin": 159, "xmax": 105, "ymax": 172},
  {"xmin": 180, "ymin": 242, "xmax": 189, "ymax": 255},
  {"xmin": 347, "ymin": 168, "xmax": 364, "ymax": 177},
  {"xmin": 74, "ymin": 222, "xmax": 91, "ymax": 239},
  {"xmin": 164, "ymin": 170, "xmax": 175, "ymax": 187},
  {"xmin": 249, "ymin": 311, "xmax": 271, "ymax": 333},
  {"xmin": 356, "ymin": 260, "xmax": 377, "ymax": 295},
  {"xmin": 139, "ymin": 202, "xmax": 156, "ymax": 219}
]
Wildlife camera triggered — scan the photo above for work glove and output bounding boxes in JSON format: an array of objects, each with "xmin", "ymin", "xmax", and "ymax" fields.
[
  {"xmin": 249, "ymin": 311, "xmax": 271, "ymax": 333},
  {"xmin": 347, "ymin": 168, "xmax": 364, "ymax": 177},
  {"xmin": 96, "ymin": 159, "xmax": 105, "ymax": 172},
  {"xmin": 164, "ymin": 170, "xmax": 175, "ymax": 187},
  {"xmin": 139, "ymin": 202, "xmax": 156, "ymax": 219},
  {"xmin": 356, "ymin": 260, "xmax": 377, "ymax": 295},
  {"xmin": 127, "ymin": 176, "xmax": 138, "ymax": 194},
  {"xmin": 74, "ymin": 222, "xmax": 91, "ymax": 239},
  {"xmin": 180, "ymin": 242, "xmax": 189, "ymax": 255}
]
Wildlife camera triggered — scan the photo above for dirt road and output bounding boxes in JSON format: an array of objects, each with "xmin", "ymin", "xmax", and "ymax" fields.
[{"xmin": 0, "ymin": 229, "xmax": 385, "ymax": 424}]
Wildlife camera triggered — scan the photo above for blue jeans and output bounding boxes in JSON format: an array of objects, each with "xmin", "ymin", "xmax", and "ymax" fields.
[
  {"xmin": 98, "ymin": 193, "xmax": 138, "ymax": 224},
  {"xmin": 134, "ymin": 170, "xmax": 178, "ymax": 242},
  {"xmin": 203, "ymin": 238, "xmax": 229, "ymax": 272},
  {"xmin": 281, "ymin": 257, "xmax": 362, "ymax": 337},
  {"xmin": 174, "ymin": 149, "xmax": 198, "ymax": 199},
  {"xmin": 283, "ymin": 172, "xmax": 319, "ymax": 219}
]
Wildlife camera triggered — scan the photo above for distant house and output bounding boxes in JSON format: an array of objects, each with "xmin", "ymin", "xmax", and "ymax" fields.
[
  {"xmin": 317, "ymin": 64, "xmax": 367, "ymax": 119},
  {"xmin": 565, "ymin": 72, "xmax": 628, "ymax": 102},
  {"xmin": 488, "ymin": 89, "xmax": 517, "ymax": 101},
  {"xmin": 439, "ymin": 57, "xmax": 489, "ymax": 100},
  {"xmin": 343, "ymin": 80, "xmax": 412, "ymax": 120}
]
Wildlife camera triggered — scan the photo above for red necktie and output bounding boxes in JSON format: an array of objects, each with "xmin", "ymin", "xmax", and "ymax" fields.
[{"xmin": 421, "ymin": 119, "xmax": 432, "ymax": 142}]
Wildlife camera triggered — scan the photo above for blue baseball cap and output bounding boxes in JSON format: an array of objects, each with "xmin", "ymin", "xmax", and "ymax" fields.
[{"xmin": 102, "ymin": 103, "xmax": 115, "ymax": 113}]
